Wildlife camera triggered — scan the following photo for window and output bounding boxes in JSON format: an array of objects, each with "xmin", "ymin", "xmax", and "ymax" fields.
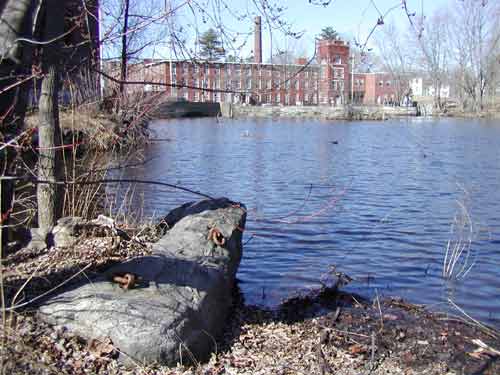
[
  {"xmin": 333, "ymin": 55, "xmax": 341, "ymax": 64},
  {"xmin": 386, "ymin": 81, "xmax": 391, "ymax": 86},
  {"xmin": 333, "ymin": 67, "xmax": 344, "ymax": 79},
  {"xmin": 378, "ymin": 80, "xmax": 383, "ymax": 87},
  {"xmin": 171, "ymin": 65, "xmax": 177, "ymax": 80},
  {"xmin": 332, "ymin": 80, "xmax": 344, "ymax": 91}
]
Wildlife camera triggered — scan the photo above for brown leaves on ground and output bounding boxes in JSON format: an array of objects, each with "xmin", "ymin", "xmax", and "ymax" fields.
[
  {"xmin": 3, "ymin": 226, "xmax": 499, "ymax": 375},
  {"xmin": 88, "ymin": 337, "xmax": 118, "ymax": 359},
  {"xmin": 3, "ymin": 225, "xmax": 154, "ymax": 310}
]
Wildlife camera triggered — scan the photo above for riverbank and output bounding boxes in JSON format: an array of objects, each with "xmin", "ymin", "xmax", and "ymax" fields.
[
  {"xmin": 2, "ymin": 214, "xmax": 499, "ymax": 374},
  {"xmin": 220, "ymin": 103, "xmax": 417, "ymax": 120},
  {"xmin": 24, "ymin": 106, "xmax": 149, "ymax": 152}
]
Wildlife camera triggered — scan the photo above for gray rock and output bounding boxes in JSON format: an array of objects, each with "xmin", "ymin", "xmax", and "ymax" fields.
[
  {"xmin": 26, "ymin": 228, "xmax": 47, "ymax": 251},
  {"xmin": 38, "ymin": 198, "xmax": 246, "ymax": 366},
  {"xmin": 51, "ymin": 216, "xmax": 87, "ymax": 248},
  {"xmin": 51, "ymin": 216, "xmax": 125, "ymax": 248}
]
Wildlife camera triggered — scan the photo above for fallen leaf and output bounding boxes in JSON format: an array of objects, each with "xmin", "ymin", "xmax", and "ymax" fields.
[{"xmin": 88, "ymin": 337, "xmax": 116, "ymax": 358}]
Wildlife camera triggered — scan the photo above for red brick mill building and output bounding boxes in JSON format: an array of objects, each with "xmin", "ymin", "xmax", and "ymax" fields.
[{"xmin": 110, "ymin": 17, "xmax": 403, "ymax": 106}]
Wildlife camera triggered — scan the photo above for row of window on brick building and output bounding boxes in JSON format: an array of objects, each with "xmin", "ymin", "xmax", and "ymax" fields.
[
  {"xmin": 170, "ymin": 62, "xmax": 319, "ymax": 88},
  {"xmin": 165, "ymin": 61, "xmax": 323, "ymax": 104}
]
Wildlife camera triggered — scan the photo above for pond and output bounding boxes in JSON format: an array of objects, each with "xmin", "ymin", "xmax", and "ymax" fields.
[{"xmin": 112, "ymin": 116, "xmax": 500, "ymax": 328}]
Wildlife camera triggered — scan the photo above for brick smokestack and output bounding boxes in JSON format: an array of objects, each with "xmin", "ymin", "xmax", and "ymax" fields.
[{"xmin": 254, "ymin": 16, "xmax": 262, "ymax": 64}]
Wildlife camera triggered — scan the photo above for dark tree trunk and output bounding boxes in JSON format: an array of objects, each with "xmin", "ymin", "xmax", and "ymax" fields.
[
  {"xmin": 37, "ymin": 0, "xmax": 64, "ymax": 235},
  {"xmin": 119, "ymin": 0, "xmax": 130, "ymax": 96},
  {"xmin": 0, "ymin": 0, "xmax": 34, "ymax": 243}
]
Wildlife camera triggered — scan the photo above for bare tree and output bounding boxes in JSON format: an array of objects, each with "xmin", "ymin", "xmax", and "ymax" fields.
[
  {"xmin": 36, "ymin": 0, "xmax": 65, "ymax": 235},
  {"xmin": 448, "ymin": 0, "xmax": 500, "ymax": 111},
  {"xmin": 411, "ymin": 8, "xmax": 451, "ymax": 109},
  {"xmin": 0, "ymin": 0, "xmax": 35, "ymax": 240},
  {"xmin": 119, "ymin": 0, "xmax": 130, "ymax": 95},
  {"xmin": 374, "ymin": 21, "xmax": 415, "ymax": 103}
]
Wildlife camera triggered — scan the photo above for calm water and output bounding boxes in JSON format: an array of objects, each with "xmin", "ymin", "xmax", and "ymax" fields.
[{"xmin": 112, "ymin": 116, "xmax": 500, "ymax": 327}]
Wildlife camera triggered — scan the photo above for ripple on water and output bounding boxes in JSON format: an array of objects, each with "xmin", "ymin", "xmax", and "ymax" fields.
[{"xmin": 112, "ymin": 117, "xmax": 500, "ymax": 328}]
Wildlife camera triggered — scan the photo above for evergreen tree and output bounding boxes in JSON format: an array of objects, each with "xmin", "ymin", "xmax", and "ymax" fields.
[
  {"xmin": 320, "ymin": 26, "xmax": 339, "ymax": 40},
  {"xmin": 199, "ymin": 29, "xmax": 225, "ymax": 61}
]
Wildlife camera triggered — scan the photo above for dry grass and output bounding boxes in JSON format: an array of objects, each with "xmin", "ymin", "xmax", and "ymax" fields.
[{"xmin": 442, "ymin": 197, "xmax": 476, "ymax": 281}]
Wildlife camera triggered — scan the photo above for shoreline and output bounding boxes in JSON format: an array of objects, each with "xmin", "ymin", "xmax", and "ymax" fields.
[
  {"xmin": 150, "ymin": 100, "xmax": 500, "ymax": 121},
  {"xmin": 3, "ymin": 225, "xmax": 499, "ymax": 374},
  {"xmin": 221, "ymin": 103, "xmax": 417, "ymax": 121}
]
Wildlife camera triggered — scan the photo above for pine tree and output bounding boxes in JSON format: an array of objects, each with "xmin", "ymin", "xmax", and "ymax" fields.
[
  {"xmin": 199, "ymin": 29, "xmax": 225, "ymax": 61},
  {"xmin": 320, "ymin": 27, "xmax": 339, "ymax": 40}
]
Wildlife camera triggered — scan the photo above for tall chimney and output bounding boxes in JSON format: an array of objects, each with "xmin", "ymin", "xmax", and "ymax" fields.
[{"xmin": 254, "ymin": 16, "xmax": 262, "ymax": 64}]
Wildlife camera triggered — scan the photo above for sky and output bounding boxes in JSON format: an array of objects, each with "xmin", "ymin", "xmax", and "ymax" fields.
[
  {"xmin": 176, "ymin": 0, "xmax": 451, "ymax": 60},
  {"xmin": 244, "ymin": 0, "xmax": 450, "ymax": 60},
  {"xmin": 112, "ymin": 0, "xmax": 452, "ymax": 61}
]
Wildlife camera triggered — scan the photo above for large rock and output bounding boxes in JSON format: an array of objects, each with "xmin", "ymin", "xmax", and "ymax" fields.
[{"xmin": 38, "ymin": 198, "xmax": 246, "ymax": 366}]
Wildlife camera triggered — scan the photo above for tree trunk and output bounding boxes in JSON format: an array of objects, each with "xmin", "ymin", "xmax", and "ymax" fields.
[
  {"xmin": 37, "ymin": 0, "xmax": 64, "ymax": 236},
  {"xmin": 119, "ymin": 0, "xmax": 130, "ymax": 96},
  {"xmin": 0, "ymin": 0, "xmax": 33, "ymax": 63},
  {"xmin": 0, "ymin": 0, "xmax": 34, "ymax": 244}
]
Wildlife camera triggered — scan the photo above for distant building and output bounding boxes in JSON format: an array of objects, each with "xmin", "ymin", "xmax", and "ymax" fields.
[
  {"xmin": 353, "ymin": 72, "xmax": 405, "ymax": 105},
  {"xmin": 410, "ymin": 77, "xmax": 450, "ymax": 99},
  {"xmin": 106, "ymin": 17, "xmax": 405, "ymax": 106}
]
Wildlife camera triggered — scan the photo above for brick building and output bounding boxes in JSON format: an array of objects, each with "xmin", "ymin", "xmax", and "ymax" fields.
[
  {"xmin": 353, "ymin": 72, "xmax": 405, "ymax": 105},
  {"xmin": 119, "ymin": 37, "xmax": 348, "ymax": 105},
  {"xmin": 109, "ymin": 16, "xmax": 403, "ymax": 106}
]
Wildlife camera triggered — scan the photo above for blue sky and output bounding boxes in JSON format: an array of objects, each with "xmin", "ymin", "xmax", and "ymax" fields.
[
  {"xmin": 154, "ymin": 0, "xmax": 451, "ymax": 60},
  {"xmin": 245, "ymin": 0, "xmax": 450, "ymax": 59}
]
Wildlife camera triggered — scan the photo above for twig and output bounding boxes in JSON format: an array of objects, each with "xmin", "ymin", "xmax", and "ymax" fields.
[
  {"xmin": 375, "ymin": 289, "xmax": 383, "ymax": 332},
  {"xmin": 0, "ymin": 176, "xmax": 215, "ymax": 200},
  {"xmin": 370, "ymin": 331, "xmax": 376, "ymax": 372},
  {"xmin": 3, "ymin": 263, "xmax": 92, "ymax": 311},
  {"xmin": 447, "ymin": 298, "xmax": 498, "ymax": 338}
]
